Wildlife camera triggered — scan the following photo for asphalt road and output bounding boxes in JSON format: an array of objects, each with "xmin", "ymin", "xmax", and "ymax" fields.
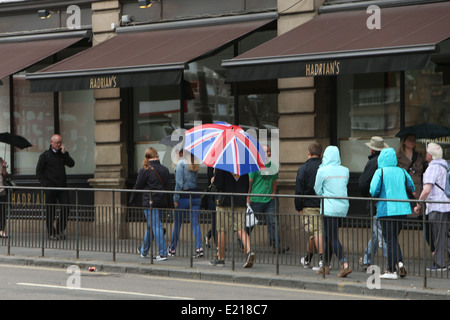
[{"xmin": 0, "ymin": 264, "xmax": 392, "ymax": 302}]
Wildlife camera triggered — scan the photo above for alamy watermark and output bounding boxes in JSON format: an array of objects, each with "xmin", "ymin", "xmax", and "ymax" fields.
[
  {"xmin": 66, "ymin": 5, "xmax": 81, "ymax": 30},
  {"xmin": 66, "ymin": 265, "xmax": 81, "ymax": 289},
  {"xmin": 366, "ymin": 5, "xmax": 381, "ymax": 30}
]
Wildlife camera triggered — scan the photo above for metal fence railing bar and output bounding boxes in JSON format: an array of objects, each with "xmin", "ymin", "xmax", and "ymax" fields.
[{"xmin": 0, "ymin": 185, "xmax": 448, "ymax": 288}]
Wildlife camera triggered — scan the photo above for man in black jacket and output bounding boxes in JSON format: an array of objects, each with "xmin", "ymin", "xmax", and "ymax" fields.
[
  {"xmin": 210, "ymin": 169, "xmax": 255, "ymax": 268},
  {"xmin": 295, "ymin": 142, "xmax": 323, "ymax": 269},
  {"xmin": 36, "ymin": 134, "xmax": 75, "ymax": 240},
  {"xmin": 358, "ymin": 136, "xmax": 388, "ymax": 269}
]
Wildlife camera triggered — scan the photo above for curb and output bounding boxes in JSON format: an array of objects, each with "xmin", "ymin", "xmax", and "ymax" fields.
[{"xmin": 0, "ymin": 254, "xmax": 448, "ymax": 300}]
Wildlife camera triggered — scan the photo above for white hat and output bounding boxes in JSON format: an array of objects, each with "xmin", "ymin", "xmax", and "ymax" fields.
[{"xmin": 365, "ymin": 136, "xmax": 389, "ymax": 151}]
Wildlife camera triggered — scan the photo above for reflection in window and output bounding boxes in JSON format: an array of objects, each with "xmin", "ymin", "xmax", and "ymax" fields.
[
  {"xmin": 60, "ymin": 90, "xmax": 95, "ymax": 175},
  {"xmin": 133, "ymin": 85, "xmax": 181, "ymax": 173},
  {"xmin": 0, "ymin": 77, "xmax": 11, "ymax": 165},
  {"xmin": 337, "ymin": 73, "xmax": 401, "ymax": 172},
  {"xmin": 13, "ymin": 75, "xmax": 54, "ymax": 175},
  {"xmin": 406, "ymin": 64, "xmax": 450, "ymax": 159}
]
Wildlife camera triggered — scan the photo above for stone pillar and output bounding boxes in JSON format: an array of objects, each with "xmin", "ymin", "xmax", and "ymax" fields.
[
  {"xmin": 88, "ymin": 1, "xmax": 128, "ymax": 238},
  {"xmin": 276, "ymin": 0, "xmax": 325, "ymax": 247}
]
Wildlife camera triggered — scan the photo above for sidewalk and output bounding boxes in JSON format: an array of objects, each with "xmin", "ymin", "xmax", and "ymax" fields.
[{"xmin": 0, "ymin": 246, "xmax": 448, "ymax": 300}]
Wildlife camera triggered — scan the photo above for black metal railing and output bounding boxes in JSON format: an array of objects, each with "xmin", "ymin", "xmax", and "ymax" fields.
[{"xmin": 0, "ymin": 185, "xmax": 448, "ymax": 287}]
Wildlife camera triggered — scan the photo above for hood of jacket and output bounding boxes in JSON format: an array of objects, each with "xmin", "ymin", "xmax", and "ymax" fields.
[
  {"xmin": 377, "ymin": 147, "xmax": 397, "ymax": 169},
  {"xmin": 321, "ymin": 146, "xmax": 341, "ymax": 167}
]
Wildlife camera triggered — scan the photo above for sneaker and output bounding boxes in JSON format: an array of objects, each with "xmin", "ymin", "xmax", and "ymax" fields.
[
  {"xmin": 398, "ymin": 262, "xmax": 407, "ymax": 278},
  {"xmin": 301, "ymin": 256, "xmax": 311, "ymax": 269},
  {"xmin": 316, "ymin": 265, "xmax": 330, "ymax": 275},
  {"xmin": 193, "ymin": 249, "xmax": 204, "ymax": 258},
  {"xmin": 338, "ymin": 265, "xmax": 352, "ymax": 278},
  {"xmin": 168, "ymin": 248, "xmax": 176, "ymax": 256},
  {"xmin": 426, "ymin": 264, "xmax": 448, "ymax": 272},
  {"xmin": 312, "ymin": 260, "xmax": 324, "ymax": 271},
  {"xmin": 243, "ymin": 251, "xmax": 256, "ymax": 268},
  {"xmin": 209, "ymin": 259, "xmax": 225, "ymax": 267},
  {"xmin": 380, "ymin": 271, "xmax": 398, "ymax": 280},
  {"xmin": 155, "ymin": 255, "xmax": 167, "ymax": 261},
  {"xmin": 137, "ymin": 248, "xmax": 146, "ymax": 258}
]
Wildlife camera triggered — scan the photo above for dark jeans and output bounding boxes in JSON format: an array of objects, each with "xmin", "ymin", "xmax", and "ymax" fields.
[
  {"xmin": 323, "ymin": 216, "xmax": 346, "ymax": 266},
  {"xmin": 45, "ymin": 189, "xmax": 70, "ymax": 237},
  {"xmin": 250, "ymin": 199, "xmax": 281, "ymax": 248},
  {"xmin": 380, "ymin": 215, "xmax": 405, "ymax": 272}
]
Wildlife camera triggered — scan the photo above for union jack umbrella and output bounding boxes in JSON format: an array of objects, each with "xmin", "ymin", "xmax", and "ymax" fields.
[{"xmin": 184, "ymin": 122, "xmax": 265, "ymax": 176}]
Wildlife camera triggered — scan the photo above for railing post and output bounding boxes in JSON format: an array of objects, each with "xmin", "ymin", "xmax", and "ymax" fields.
[
  {"xmin": 421, "ymin": 202, "xmax": 427, "ymax": 288},
  {"xmin": 7, "ymin": 186, "xmax": 11, "ymax": 256},
  {"xmin": 75, "ymin": 188, "xmax": 80, "ymax": 260},
  {"xmin": 40, "ymin": 188, "xmax": 45, "ymax": 257},
  {"xmin": 149, "ymin": 191, "xmax": 153, "ymax": 264},
  {"xmin": 112, "ymin": 189, "xmax": 116, "ymax": 262},
  {"xmin": 274, "ymin": 195, "xmax": 279, "ymax": 275},
  {"xmin": 320, "ymin": 196, "xmax": 325, "ymax": 278},
  {"xmin": 189, "ymin": 192, "xmax": 193, "ymax": 268},
  {"xmin": 231, "ymin": 194, "xmax": 235, "ymax": 271}
]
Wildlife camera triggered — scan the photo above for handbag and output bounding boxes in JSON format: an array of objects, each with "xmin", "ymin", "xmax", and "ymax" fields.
[
  {"xmin": 149, "ymin": 165, "xmax": 172, "ymax": 208},
  {"xmin": 200, "ymin": 183, "xmax": 216, "ymax": 210},
  {"xmin": 245, "ymin": 204, "xmax": 258, "ymax": 228}
]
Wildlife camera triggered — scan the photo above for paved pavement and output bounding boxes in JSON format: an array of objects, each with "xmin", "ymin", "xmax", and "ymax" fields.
[{"xmin": 0, "ymin": 246, "xmax": 448, "ymax": 300}]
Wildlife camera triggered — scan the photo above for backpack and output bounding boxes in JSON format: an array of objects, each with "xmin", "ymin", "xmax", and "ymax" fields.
[{"xmin": 434, "ymin": 163, "xmax": 450, "ymax": 198}]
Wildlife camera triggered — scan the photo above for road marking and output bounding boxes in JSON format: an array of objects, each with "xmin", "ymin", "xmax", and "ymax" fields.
[{"xmin": 17, "ymin": 282, "xmax": 194, "ymax": 300}]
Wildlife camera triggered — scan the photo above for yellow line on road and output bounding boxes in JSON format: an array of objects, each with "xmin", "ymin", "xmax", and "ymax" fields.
[{"xmin": 17, "ymin": 282, "xmax": 194, "ymax": 300}]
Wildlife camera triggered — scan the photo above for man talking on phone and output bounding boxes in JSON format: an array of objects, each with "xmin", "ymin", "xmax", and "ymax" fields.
[{"xmin": 36, "ymin": 134, "xmax": 75, "ymax": 240}]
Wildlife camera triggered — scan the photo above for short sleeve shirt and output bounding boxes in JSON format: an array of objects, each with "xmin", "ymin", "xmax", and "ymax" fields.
[
  {"xmin": 249, "ymin": 161, "xmax": 278, "ymax": 203},
  {"xmin": 422, "ymin": 159, "xmax": 450, "ymax": 214}
]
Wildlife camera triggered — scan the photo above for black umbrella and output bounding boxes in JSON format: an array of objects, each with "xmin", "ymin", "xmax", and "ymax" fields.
[
  {"xmin": 395, "ymin": 123, "xmax": 450, "ymax": 140},
  {"xmin": 0, "ymin": 132, "xmax": 32, "ymax": 149},
  {"xmin": 159, "ymin": 133, "xmax": 184, "ymax": 148}
]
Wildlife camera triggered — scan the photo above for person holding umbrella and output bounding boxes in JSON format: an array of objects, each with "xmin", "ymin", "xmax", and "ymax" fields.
[
  {"xmin": 36, "ymin": 134, "xmax": 75, "ymax": 240},
  {"xmin": 210, "ymin": 169, "xmax": 256, "ymax": 268},
  {"xmin": 0, "ymin": 158, "xmax": 9, "ymax": 238},
  {"xmin": 396, "ymin": 134, "xmax": 426, "ymax": 199}
]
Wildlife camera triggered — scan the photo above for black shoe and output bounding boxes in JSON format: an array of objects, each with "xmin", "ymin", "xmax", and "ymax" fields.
[{"xmin": 243, "ymin": 252, "xmax": 255, "ymax": 268}]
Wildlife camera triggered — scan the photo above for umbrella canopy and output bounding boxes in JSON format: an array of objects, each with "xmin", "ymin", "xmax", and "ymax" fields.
[
  {"xmin": 0, "ymin": 132, "xmax": 32, "ymax": 149},
  {"xmin": 184, "ymin": 122, "xmax": 265, "ymax": 176},
  {"xmin": 395, "ymin": 123, "xmax": 450, "ymax": 140}
]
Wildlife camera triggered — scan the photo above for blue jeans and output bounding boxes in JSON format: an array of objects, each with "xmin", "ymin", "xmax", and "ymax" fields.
[
  {"xmin": 363, "ymin": 215, "xmax": 388, "ymax": 265},
  {"xmin": 323, "ymin": 216, "xmax": 346, "ymax": 266},
  {"xmin": 170, "ymin": 197, "xmax": 203, "ymax": 251},
  {"xmin": 141, "ymin": 208, "xmax": 167, "ymax": 257},
  {"xmin": 250, "ymin": 199, "xmax": 281, "ymax": 248},
  {"xmin": 380, "ymin": 216, "xmax": 405, "ymax": 272}
]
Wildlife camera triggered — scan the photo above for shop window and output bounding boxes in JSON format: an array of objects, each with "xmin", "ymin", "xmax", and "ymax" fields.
[
  {"xmin": 336, "ymin": 72, "xmax": 401, "ymax": 172},
  {"xmin": 405, "ymin": 64, "xmax": 450, "ymax": 159},
  {"xmin": 60, "ymin": 90, "xmax": 95, "ymax": 175},
  {"xmin": 13, "ymin": 75, "xmax": 54, "ymax": 175},
  {"xmin": 133, "ymin": 85, "xmax": 181, "ymax": 173},
  {"xmin": 0, "ymin": 77, "xmax": 11, "ymax": 164}
]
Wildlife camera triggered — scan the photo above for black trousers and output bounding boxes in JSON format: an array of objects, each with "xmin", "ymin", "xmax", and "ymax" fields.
[{"xmin": 45, "ymin": 189, "xmax": 70, "ymax": 236}]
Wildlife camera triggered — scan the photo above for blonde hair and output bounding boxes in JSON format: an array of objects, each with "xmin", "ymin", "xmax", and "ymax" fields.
[
  {"xmin": 187, "ymin": 153, "xmax": 200, "ymax": 172},
  {"xmin": 142, "ymin": 147, "xmax": 159, "ymax": 170},
  {"xmin": 427, "ymin": 142, "xmax": 443, "ymax": 160}
]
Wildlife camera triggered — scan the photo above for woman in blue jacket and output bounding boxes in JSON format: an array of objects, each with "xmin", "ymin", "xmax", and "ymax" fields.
[
  {"xmin": 370, "ymin": 147, "xmax": 415, "ymax": 279},
  {"xmin": 314, "ymin": 146, "xmax": 352, "ymax": 277},
  {"xmin": 169, "ymin": 150, "xmax": 203, "ymax": 258}
]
